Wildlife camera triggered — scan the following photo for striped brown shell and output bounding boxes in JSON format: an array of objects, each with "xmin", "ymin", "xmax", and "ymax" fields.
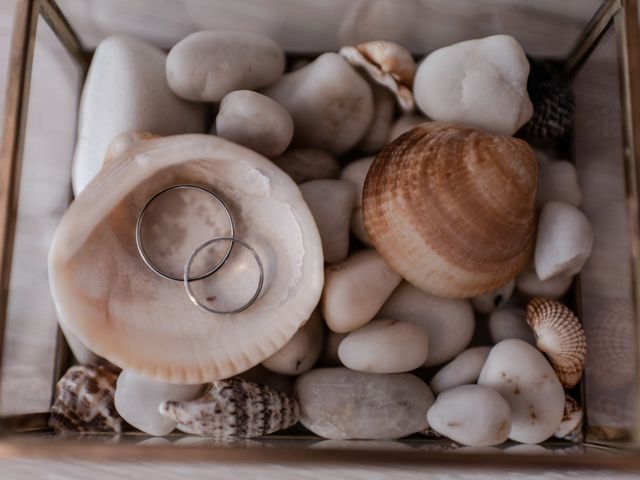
[
  {"xmin": 527, "ymin": 298, "xmax": 587, "ymax": 388},
  {"xmin": 363, "ymin": 122, "xmax": 537, "ymax": 298},
  {"xmin": 49, "ymin": 365, "xmax": 122, "ymax": 433},
  {"xmin": 159, "ymin": 377, "xmax": 299, "ymax": 438}
]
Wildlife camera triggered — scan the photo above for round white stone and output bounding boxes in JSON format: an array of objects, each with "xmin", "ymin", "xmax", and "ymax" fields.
[
  {"xmin": 430, "ymin": 346, "xmax": 491, "ymax": 395},
  {"xmin": 271, "ymin": 149, "xmax": 340, "ymax": 184},
  {"xmin": 215, "ymin": 90, "xmax": 293, "ymax": 157},
  {"xmin": 295, "ymin": 368, "xmax": 433, "ymax": 439},
  {"xmin": 390, "ymin": 114, "xmax": 429, "ymax": 140},
  {"xmin": 338, "ymin": 319, "xmax": 429, "ymax": 373},
  {"xmin": 114, "ymin": 370, "xmax": 202, "ymax": 436},
  {"xmin": 322, "ymin": 250, "xmax": 402, "ymax": 333},
  {"xmin": 357, "ymin": 83, "xmax": 394, "ymax": 153},
  {"xmin": 340, "ymin": 157, "xmax": 375, "ymax": 246},
  {"xmin": 471, "ymin": 280, "xmax": 515, "ymax": 314},
  {"xmin": 427, "ymin": 384, "xmax": 511, "ymax": 447},
  {"xmin": 413, "ymin": 34, "xmax": 532, "ymax": 136},
  {"xmin": 299, "ymin": 179, "xmax": 356, "ymax": 264},
  {"xmin": 488, "ymin": 307, "xmax": 536, "ymax": 345},
  {"xmin": 262, "ymin": 311, "xmax": 324, "ymax": 375},
  {"xmin": 478, "ymin": 339, "xmax": 565, "ymax": 444},
  {"xmin": 378, "ymin": 283, "xmax": 475, "ymax": 366},
  {"xmin": 534, "ymin": 201, "xmax": 594, "ymax": 280},
  {"xmin": 536, "ymin": 160, "xmax": 582, "ymax": 208},
  {"xmin": 166, "ymin": 30, "xmax": 285, "ymax": 102},
  {"xmin": 516, "ymin": 263, "xmax": 573, "ymax": 299}
]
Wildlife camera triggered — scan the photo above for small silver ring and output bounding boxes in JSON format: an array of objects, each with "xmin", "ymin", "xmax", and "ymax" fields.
[
  {"xmin": 136, "ymin": 184, "xmax": 235, "ymax": 282},
  {"xmin": 184, "ymin": 237, "xmax": 264, "ymax": 315}
]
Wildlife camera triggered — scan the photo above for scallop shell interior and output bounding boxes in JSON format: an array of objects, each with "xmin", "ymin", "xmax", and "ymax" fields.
[
  {"xmin": 49, "ymin": 133, "xmax": 324, "ymax": 384},
  {"xmin": 362, "ymin": 122, "xmax": 537, "ymax": 298}
]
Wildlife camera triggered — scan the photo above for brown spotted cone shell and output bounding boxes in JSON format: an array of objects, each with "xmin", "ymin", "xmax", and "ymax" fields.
[
  {"xmin": 554, "ymin": 395, "xmax": 583, "ymax": 442},
  {"xmin": 527, "ymin": 298, "xmax": 587, "ymax": 388},
  {"xmin": 158, "ymin": 377, "xmax": 299, "ymax": 439},
  {"xmin": 49, "ymin": 365, "xmax": 122, "ymax": 433},
  {"xmin": 362, "ymin": 122, "xmax": 537, "ymax": 298}
]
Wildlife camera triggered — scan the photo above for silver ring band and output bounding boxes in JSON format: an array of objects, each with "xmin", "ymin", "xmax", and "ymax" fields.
[
  {"xmin": 135, "ymin": 184, "xmax": 235, "ymax": 282},
  {"xmin": 183, "ymin": 237, "xmax": 264, "ymax": 315}
]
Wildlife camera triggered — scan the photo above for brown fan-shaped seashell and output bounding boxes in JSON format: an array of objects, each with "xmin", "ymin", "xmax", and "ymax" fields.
[
  {"xmin": 49, "ymin": 365, "xmax": 122, "ymax": 433},
  {"xmin": 526, "ymin": 298, "xmax": 587, "ymax": 388},
  {"xmin": 159, "ymin": 377, "xmax": 298, "ymax": 438},
  {"xmin": 362, "ymin": 122, "xmax": 537, "ymax": 298}
]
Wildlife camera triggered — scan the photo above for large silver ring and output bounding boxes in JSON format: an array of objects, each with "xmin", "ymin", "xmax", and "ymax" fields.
[
  {"xmin": 183, "ymin": 237, "xmax": 264, "ymax": 315},
  {"xmin": 135, "ymin": 184, "xmax": 235, "ymax": 282}
]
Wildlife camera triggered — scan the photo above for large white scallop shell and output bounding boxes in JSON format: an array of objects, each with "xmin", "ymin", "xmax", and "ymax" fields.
[{"xmin": 49, "ymin": 133, "xmax": 324, "ymax": 384}]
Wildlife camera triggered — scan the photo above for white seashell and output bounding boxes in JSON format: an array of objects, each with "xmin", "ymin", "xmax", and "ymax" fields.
[
  {"xmin": 516, "ymin": 263, "xmax": 574, "ymax": 300},
  {"xmin": 71, "ymin": 35, "xmax": 206, "ymax": 195},
  {"xmin": 478, "ymin": 339, "xmax": 565, "ymax": 444},
  {"xmin": 338, "ymin": 319, "xmax": 429, "ymax": 373},
  {"xmin": 271, "ymin": 149, "xmax": 340, "ymax": 184},
  {"xmin": 166, "ymin": 30, "xmax": 285, "ymax": 102},
  {"xmin": 59, "ymin": 323, "xmax": 101, "ymax": 366},
  {"xmin": 488, "ymin": 307, "xmax": 536, "ymax": 346},
  {"xmin": 526, "ymin": 298, "xmax": 587, "ymax": 388},
  {"xmin": 340, "ymin": 157, "xmax": 374, "ymax": 246},
  {"xmin": 430, "ymin": 346, "xmax": 491, "ymax": 395},
  {"xmin": 49, "ymin": 365, "xmax": 121, "ymax": 433},
  {"xmin": 379, "ymin": 283, "xmax": 475, "ymax": 366},
  {"xmin": 554, "ymin": 395, "xmax": 583, "ymax": 442},
  {"xmin": 114, "ymin": 370, "xmax": 203, "ymax": 436},
  {"xmin": 389, "ymin": 114, "xmax": 429, "ymax": 140},
  {"xmin": 215, "ymin": 90, "xmax": 294, "ymax": 158},
  {"xmin": 536, "ymin": 160, "xmax": 582, "ymax": 208},
  {"xmin": 413, "ymin": 35, "xmax": 533, "ymax": 136},
  {"xmin": 50, "ymin": 133, "xmax": 324, "ymax": 384},
  {"xmin": 322, "ymin": 249, "xmax": 401, "ymax": 333},
  {"xmin": 534, "ymin": 201, "xmax": 594, "ymax": 281},
  {"xmin": 262, "ymin": 310, "xmax": 324, "ymax": 375},
  {"xmin": 264, "ymin": 53, "xmax": 374, "ymax": 155},
  {"xmin": 300, "ymin": 179, "xmax": 356, "ymax": 264},
  {"xmin": 340, "ymin": 40, "xmax": 416, "ymax": 111},
  {"xmin": 427, "ymin": 385, "xmax": 511, "ymax": 447},
  {"xmin": 471, "ymin": 280, "xmax": 515, "ymax": 314},
  {"xmin": 356, "ymin": 82, "xmax": 395, "ymax": 153},
  {"xmin": 159, "ymin": 378, "xmax": 299, "ymax": 438}
]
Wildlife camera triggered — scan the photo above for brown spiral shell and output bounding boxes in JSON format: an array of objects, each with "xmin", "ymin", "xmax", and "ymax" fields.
[
  {"xmin": 362, "ymin": 122, "xmax": 537, "ymax": 298},
  {"xmin": 49, "ymin": 365, "xmax": 122, "ymax": 433},
  {"xmin": 159, "ymin": 377, "xmax": 299, "ymax": 439},
  {"xmin": 526, "ymin": 298, "xmax": 587, "ymax": 388}
]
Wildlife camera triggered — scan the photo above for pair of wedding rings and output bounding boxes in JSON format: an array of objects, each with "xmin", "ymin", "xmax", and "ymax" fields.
[{"xmin": 135, "ymin": 184, "xmax": 264, "ymax": 315}]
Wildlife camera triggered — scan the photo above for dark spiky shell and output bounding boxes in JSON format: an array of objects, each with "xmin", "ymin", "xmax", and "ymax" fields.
[
  {"xmin": 159, "ymin": 377, "xmax": 299, "ymax": 439},
  {"xmin": 49, "ymin": 365, "xmax": 122, "ymax": 433},
  {"xmin": 518, "ymin": 57, "xmax": 574, "ymax": 145}
]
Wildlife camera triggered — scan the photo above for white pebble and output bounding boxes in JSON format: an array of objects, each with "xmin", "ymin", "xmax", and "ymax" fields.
[
  {"xmin": 215, "ymin": 90, "xmax": 293, "ymax": 157},
  {"xmin": 340, "ymin": 157, "xmax": 374, "ymax": 246},
  {"xmin": 72, "ymin": 35, "xmax": 206, "ymax": 194},
  {"xmin": 488, "ymin": 307, "xmax": 535, "ymax": 345},
  {"xmin": 272, "ymin": 149, "xmax": 340, "ymax": 184},
  {"xmin": 378, "ymin": 283, "xmax": 475, "ymax": 366},
  {"xmin": 413, "ymin": 35, "xmax": 532, "ymax": 136},
  {"xmin": 265, "ymin": 53, "xmax": 374, "ymax": 155},
  {"xmin": 471, "ymin": 280, "xmax": 515, "ymax": 314},
  {"xmin": 166, "ymin": 30, "xmax": 285, "ymax": 102},
  {"xmin": 534, "ymin": 201, "xmax": 594, "ymax": 281},
  {"xmin": 478, "ymin": 339, "xmax": 565, "ymax": 444},
  {"xmin": 114, "ymin": 370, "xmax": 202, "ymax": 436},
  {"xmin": 430, "ymin": 346, "xmax": 491, "ymax": 395},
  {"xmin": 536, "ymin": 160, "xmax": 582, "ymax": 208},
  {"xmin": 262, "ymin": 311, "xmax": 324, "ymax": 375},
  {"xmin": 338, "ymin": 319, "xmax": 429, "ymax": 373},
  {"xmin": 322, "ymin": 250, "xmax": 402, "ymax": 333},
  {"xmin": 390, "ymin": 114, "xmax": 429, "ymax": 140},
  {"xmin": 357, "ymin": 83, "xmax": 394, "ymax": 153},
  {"xmin": 300, "ymin": 180, "xmax": 356, "ymax": 264},
  {"xmin": 427, "ymin": 385, "xmax": 511, "ymax": 447},
  {"xmin": 516, "ymin": 263, "xmax": 573, "ymax": 299}
]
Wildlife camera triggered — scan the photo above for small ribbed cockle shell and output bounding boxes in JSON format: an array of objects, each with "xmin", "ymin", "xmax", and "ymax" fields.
[
  {"xmin": 49, "ymin": 365, "xmax": 122, "ymax": 433},
  {"xmin": 340, "ymin": 40, "xmax": 416, "ymax": 112},
  {"xmin": 159, "ymin": 377, "xmax": 299, "ymax": 438},
  {"xmin": 526, "ymin": 298, "xmax": 587, "ymax": 388},
  {"xmin": 554, "ymin": 395, "xmax": 583, "ymax": 442}
]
